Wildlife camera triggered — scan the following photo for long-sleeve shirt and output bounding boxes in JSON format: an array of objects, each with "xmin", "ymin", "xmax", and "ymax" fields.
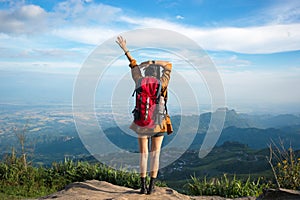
[
  {"xmin": 129, "ymin": 59, "xmax": 172, "ymax": 135},
  {"xmin": 130, "ymin": 59, "xmax": 172, "ymax": 96}
]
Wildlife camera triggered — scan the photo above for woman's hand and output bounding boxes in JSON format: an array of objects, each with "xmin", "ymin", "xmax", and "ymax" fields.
[
  {"xmin": 116, "ymin": 36, "xmax": 128, "ymax": 53},
  {"xmin": 139, "ymin": 61, "xmax": 151, "ymax": 69},
  {"xmin": 116, "ymin": 35, "xmax": 135, "ymax": 63}
]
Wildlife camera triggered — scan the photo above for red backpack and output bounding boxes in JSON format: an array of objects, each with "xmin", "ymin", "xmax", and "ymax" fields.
[{"xmin": 132, "ymin": 77, "xmax": 162, "ymax": 128}]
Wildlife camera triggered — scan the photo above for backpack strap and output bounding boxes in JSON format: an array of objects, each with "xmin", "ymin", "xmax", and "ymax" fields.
[
  {"xmin": 132, "ymin": 78, "xmax": 143, "ymax": 97},
  {"xmin": 160, "ymin": 86, "xmax": 168, "ymax": 114},
  {"xmin": 164, "ymin": 90, "xmax": 168, "ymax": 114},
  {"xmin": 155, "ymin": 79, "xmax": 161, "ymax": 103},
  {"xmin": 156, "ymin": 64, "xmax": 161, "ymax": 80},
  {"xmin": 155, "ymin": 65, "xmax": 161, "ymax": 102}
]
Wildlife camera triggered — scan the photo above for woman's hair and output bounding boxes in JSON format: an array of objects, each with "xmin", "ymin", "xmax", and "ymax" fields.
[{"xmin": 144, "ymin": 64, "xmax": 158, "ymax": 77}]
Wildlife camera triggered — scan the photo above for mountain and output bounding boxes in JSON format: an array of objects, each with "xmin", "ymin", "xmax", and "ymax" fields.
[
  {"xmin": 216, "ymin": 108, "xmax": 300, "ymax": 129},
  {"xmin": 222, "ymin": 108, "xmax": 252, "ymax": 128},
  {"xmin": 241, "ymin": 113, "xmax": 300, "ymax": 128},
  {"xmin": 1, "ymin": 106, "xmax": 299, "ymax": 166},
  {"xmin": 217, "ymin": 126, "xmax": 300, "ymax": 149},
  {"xmin": 103, "ymin": 109, "xmax": 300, "ymax": 151}
]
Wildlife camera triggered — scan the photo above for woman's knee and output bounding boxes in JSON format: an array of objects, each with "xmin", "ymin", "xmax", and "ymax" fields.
[
  {"xmin": 140, "ymin": 151, "xmax": 148, "ymax": 158},
  {"xmin": 150, "ymin": 149, "xmax": 160, "ymax": 159}
]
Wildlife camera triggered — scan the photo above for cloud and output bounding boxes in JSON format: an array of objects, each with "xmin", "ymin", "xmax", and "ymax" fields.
[
  {"xmin": 0, "ymin": 4, "xmax": 47, "ymax": 34},
  {"xmin": 197, "ymin": 24, "xmax": 300, "ymax": 53},
  {"xmin": 212, "ymin": 55, "xmax": 251, "ymax": 70},
  {"xmin": 118, "ymin": 16, "xmax": 300, "ymax": 54},
  {"xmin": 0, "ymin": 61, "xmax": 81, "ymax": 74},
  {"xmin": 1, "ymin": 0, "xmax": 300, "ymax": 55},
  {"xmin": 52, "ymin": 27, "xmax": 121, "ymax": 45},
  {"xmin": 52, "ymin": 0, "xmax": 122, "ymax": 25},
  {"xmin": 0, "ymin": 0, "xmax": 25, "ymax": 7},
  {"xmin": 264, "ymin": 0, "xmax": 300, "ymax": 24},
  {"xmin": 176, "ymin": 15, "xmax": 184, "ymax": 20},
  {"xmin": 0, "ymin": 0, "xmax": 122, "ymax": 35},
  {"xmin": 220, "ymin": 68, "xmax": 300, "ymax": 105}
]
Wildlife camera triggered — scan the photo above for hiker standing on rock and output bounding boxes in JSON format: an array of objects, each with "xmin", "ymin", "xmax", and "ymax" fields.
[{"xmin": 116, "ymin": 36, "xmax": 173, "ymax": 195}]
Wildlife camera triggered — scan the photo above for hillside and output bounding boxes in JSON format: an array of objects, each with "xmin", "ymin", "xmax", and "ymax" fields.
[
  {"xmin": 4, "ymin": 108, "xmax": 297, "ymax": 166},
  {"xmin": 1, "ymin": 107, "xmax": 299, "ymax": 178}
]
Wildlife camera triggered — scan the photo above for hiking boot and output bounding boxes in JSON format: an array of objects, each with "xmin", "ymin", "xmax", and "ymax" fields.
[
  {"xmin": 147, "ymin": 177, "xmax": 156, "ymax": 194},
  {"xmin": 140, "ymin": 177, "xmax": 147, "ymax": 194}
]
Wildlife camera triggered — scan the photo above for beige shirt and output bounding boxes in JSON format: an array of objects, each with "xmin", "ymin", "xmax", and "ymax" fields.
[{"xmin": 129, "ymin": 59, "xmax": 172, "ymax": 135}]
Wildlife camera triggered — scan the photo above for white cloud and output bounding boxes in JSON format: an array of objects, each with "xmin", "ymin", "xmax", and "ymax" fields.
[
  {"xmin": 212, "ymin": 55, "xmax": 251, "ymax": 70},
  {"xmin": 176, "ymin": 15, "xmax": 184, "ymax": 20},
  {"xmin": 52, "ymin": 0, "xmax": 121, "ymax": 25},
  {"xmin": 220, "ymin": 68, "xmax": 300, "ymax": 105},
  {"xmin": 1, "ymin": 1, "xmax": 300, "ymax": 55},
  {"xmin": 120, "ymin": 16, "xmax": 300, "ymax": 53},
  {"xmin": 0, "ymin": 32, "xmax": 88, "ymax": 60},
  {"xmin": 0, "ymin": 0, "xmax": 25, "ymax": 7},
  {"xmin": 0, "ymin": 61, "xmax": 81, "ymax": 74},
  {"xmin": 52, "ymin": 27, "xmax": 121, "ymax": 45},
  {"xmin": 0, "ymin": 0, "xmax": 121, "ymax": 35},
  {"xmin": 264, "ymin": 0, "xmax": 300, "ymax": 24},
  {"xmin": 0, "ymin": 4, "xmax": 47, "ymax": 34}
]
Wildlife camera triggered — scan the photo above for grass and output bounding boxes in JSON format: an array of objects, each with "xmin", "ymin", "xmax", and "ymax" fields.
[
  {"xmin": 0, "ymin": 150, "xmax": 298, "ymax": 199},
  {"xmin": 0, "ymin": 151, "xmax": 166, "ymax": 199},
  {"xmin": 0, "ymin": 192, "xmax": 22, "ymax": 200},
  {"xmin": 267, "ymin": 141, "xmax": 300, "ymax": 190},
  {"xmin": 0, "ymin": 131, "xmax": 298, "ymax": 199},
  {"xmin": 186, "ymin": 174, "xmax": 268, "ymax": 198},
  {"xmin": 0, "ymin": 153, "xmax": 270, "ymax": 199}
]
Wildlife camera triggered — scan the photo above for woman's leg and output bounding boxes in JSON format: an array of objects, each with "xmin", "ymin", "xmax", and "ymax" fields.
[
  {"xmin": 148, "ymin": 135, "xmax": 164, "ymax": 194},
  {"xmin": 138, "ymin": 136, "xmax": 149, "ymax": 194},
  {"xmin": 149, "ymin": 135, "xmax": 164, "ymax": 178},
  {"xmin": 138, "ymin": 136, "xmax": 149, "ymax": 178}
]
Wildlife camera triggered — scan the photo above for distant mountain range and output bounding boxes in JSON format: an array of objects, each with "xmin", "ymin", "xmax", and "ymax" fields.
[
  {"xmin": 199, "ymin": 108, "xmax": 300, "ymax": 129},
  {"xmin": 1, "ymin": 108, "xmax": 300, "ymax": 165},
  {"xmin": 1, "ymin": 106, "xmax": 299, "ymax": 192},
  {"xmin": 104, "ymin": 108, "xmax": 300, "ymax": 151}
]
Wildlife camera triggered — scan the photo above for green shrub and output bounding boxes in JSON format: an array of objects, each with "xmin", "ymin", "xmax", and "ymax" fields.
[
  {"xmin": 0, "ymin": 125, "xmax": 168, "ymax": 198},
  {"xmin": 186, "ymin": 174, "xmax": 267, "ymax": 198},
  {"xmin": 268, "ymin": 142, "xmax": 300, "ymax": 190},
  {"xmin": 0, "ymin": 158, "xmax": 55, "ymax": 198},
  {"xmin": 0, "ymin": 153, "xmax": 162, "ymax": 198}
]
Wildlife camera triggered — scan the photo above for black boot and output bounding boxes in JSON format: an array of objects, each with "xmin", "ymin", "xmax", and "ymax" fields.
[
  {"xmin": 140, "ymin": 177, "xmax": 147, "ymax": 194},
  {"xmin": 147, "ymin": 177, "xmax": 156, "ymax": 194}
]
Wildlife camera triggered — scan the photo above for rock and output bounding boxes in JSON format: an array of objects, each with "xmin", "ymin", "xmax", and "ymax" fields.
[
  {"xmin": 257, "ymin": 188, "xmax": 300, "ymax": 200},
  {"xmin": 39, "ymin": 180, "xmax": 256, "ymax": 200}
]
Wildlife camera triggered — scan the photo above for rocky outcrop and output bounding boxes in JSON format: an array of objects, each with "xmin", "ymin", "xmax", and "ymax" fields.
[
  {"xmin": 257, "ymin": 188, "xmax": 300, "ymax": 200},
  {"xmin": 39, "ymin": 180, "xmax": 256, "ymax": 200}
]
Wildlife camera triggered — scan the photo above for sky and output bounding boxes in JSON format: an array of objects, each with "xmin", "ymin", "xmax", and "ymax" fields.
[{"xmin": 0, "ymin": 0, "xmax": 300, "ymax": 114}]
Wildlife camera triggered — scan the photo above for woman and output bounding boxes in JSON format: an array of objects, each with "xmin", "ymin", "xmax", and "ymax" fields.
[{"xmin": 116, "ymin": 36, "xmax": 172, "ymax": 194}]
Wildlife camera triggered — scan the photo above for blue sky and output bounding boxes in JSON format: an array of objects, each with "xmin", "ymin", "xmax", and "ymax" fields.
[{"xmin": 0, "ymin": 0, "xmax": 300, "ymax": 113}]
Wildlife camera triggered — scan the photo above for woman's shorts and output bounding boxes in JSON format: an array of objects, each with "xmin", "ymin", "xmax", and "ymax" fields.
[
  {"xmin": 136, "ymin": 131, "xmax": 165, "ymax": 138},
  {"xmin": 152, "ymin": 132, "xmax": 165, "ymax": 137}
]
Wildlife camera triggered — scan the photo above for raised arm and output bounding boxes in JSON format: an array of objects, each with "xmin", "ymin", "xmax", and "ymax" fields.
[
  {"xmin": 116, "ymin": 36, "xmax": 142, "ymax": 83},
  {"xmin": 116, "ymin": 36, "xmax": 132, "ymax": 60}
]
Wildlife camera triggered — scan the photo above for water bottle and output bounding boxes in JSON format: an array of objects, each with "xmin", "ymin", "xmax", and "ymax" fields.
[{"xmin": 159, "ymin": 96, "xmax": 165, "ymax": 114}]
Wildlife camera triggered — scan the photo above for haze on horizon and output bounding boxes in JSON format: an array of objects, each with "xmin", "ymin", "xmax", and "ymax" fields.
[{"xmin": 0, "ymin": 0, "xmax": 299, "ymax": 114}]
